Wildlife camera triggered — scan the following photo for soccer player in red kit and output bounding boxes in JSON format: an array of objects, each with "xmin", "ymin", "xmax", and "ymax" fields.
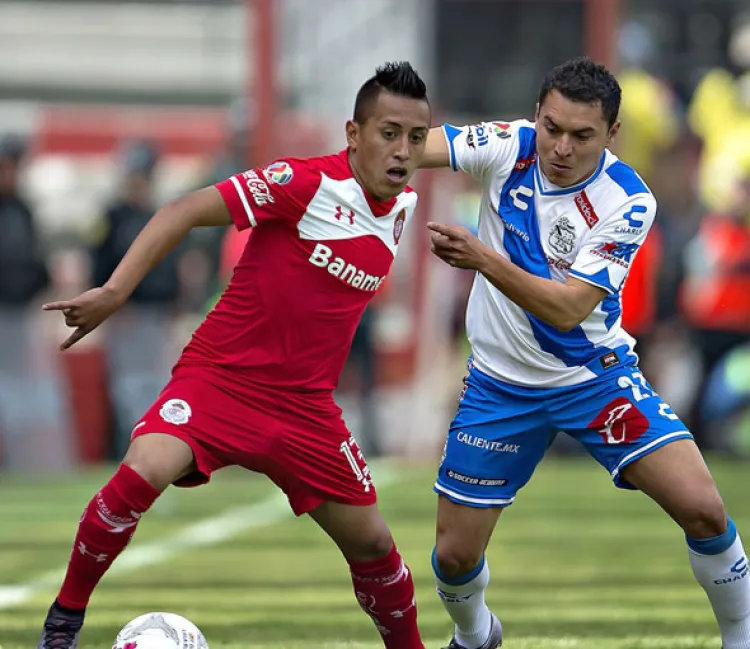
[{"xmin": 38, "ymin": 61, "xmax": 430, "ymax": 649}]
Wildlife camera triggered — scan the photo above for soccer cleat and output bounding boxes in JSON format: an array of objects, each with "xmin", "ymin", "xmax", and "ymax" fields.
[
  {"xmin": 37, "ymin": 601, "xmax": 85, "ymax": 649},
  {"xmin": 443, "ymin": 612, "xmax": 503, "ymax": 649}
]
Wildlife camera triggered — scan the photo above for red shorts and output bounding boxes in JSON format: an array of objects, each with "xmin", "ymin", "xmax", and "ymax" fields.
[{"xmin": 132, "ymin": 369, "xmax": 376, "ymax": 516}]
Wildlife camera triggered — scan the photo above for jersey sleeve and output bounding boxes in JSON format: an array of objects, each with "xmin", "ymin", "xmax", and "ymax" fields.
[
  {"xmin": 215, "ymin": 159, "xmax": 320, "ymax": 231},
  {"xmin": 569, "ymin": 194, "xmax": 657, "ymax": 294},
  {"xmin": 441, "ymin": 120, "xmax": 522, "ymax": 182}
]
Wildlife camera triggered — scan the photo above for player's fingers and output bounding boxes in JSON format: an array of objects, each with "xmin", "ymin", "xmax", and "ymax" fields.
[
  {"xmin": 60, "ymin": 327, "xmax": 88, "ymax": 351},
  {"xmin": 426, "ymin": 221, "xmax": 455, "ymax": 236},
  {"xmin": 430, "ymin": 244, "xmax": 445, "ymax": 259},
  {"xmin": 430, "ymin": 232, "xmax": 445, "ymax": 246},
  {"xmin": 430, "ymin": 246, "xmax": 455, "ymax": 266},
  {"xmin": 64, "ymin": 313, "xmax": 85, "ymax": 327},
  {"xmin": 42, "ymin": 300, "xmax": 77, "ymax": 311},
  {"xmin": 431, "ymin": 231, "xmax": 456, "ymax": 249}
]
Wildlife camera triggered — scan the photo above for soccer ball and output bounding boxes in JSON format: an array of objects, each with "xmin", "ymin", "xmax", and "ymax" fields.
[{"xmin": 112, "ymin": 612, "xmax": 209, "ymax": 649}]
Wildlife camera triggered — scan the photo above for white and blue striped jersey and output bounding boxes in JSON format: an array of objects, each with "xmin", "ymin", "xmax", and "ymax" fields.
[{"xmin": 443, "ymin": 119, "xmax": 657, "ymax": 388}]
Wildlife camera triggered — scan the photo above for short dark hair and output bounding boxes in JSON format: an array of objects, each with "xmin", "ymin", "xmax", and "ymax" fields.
[
  {"xmin": 353, "ymin": 61, "xmax": 428, "ymax": 124},
  {"xmin": 538, "ymin": 57, "xmax": 622, "ymax": 127}
]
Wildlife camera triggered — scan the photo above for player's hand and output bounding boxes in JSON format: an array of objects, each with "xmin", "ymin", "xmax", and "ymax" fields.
[
  {"xmin": 427, "ymin": 222, "xmax": 490, "ymax": 271},
  {"xmin": 42, "ymin": 287, "xmax": 124, "ymax": 350}
]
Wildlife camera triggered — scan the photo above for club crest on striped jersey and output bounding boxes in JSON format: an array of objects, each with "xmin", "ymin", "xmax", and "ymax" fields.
[
  {"xmin": 549, "ymin": 215, "xmax": 576, "ymax": 255},
  {"xmin": 393, "ymin": 209, "xmax": 406, "ymax": 244}
]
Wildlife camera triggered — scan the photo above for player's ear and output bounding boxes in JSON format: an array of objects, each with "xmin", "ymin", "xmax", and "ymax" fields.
[
  {"xmin": 346, "ymin": 119, "xmax": 360, "ymax": 151},
  {"xmin": 534, "ymin": 103, "xmax": 541, "ymax": 121},
  {"xmin": 607, "ymin": 120, "xmax": 621, "ymax": 146}
]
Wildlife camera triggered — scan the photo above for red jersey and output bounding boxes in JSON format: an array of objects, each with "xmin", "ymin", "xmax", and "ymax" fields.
[{"xmin": 176, "ymin": 149, "xmax": 418, "ymax": 393}]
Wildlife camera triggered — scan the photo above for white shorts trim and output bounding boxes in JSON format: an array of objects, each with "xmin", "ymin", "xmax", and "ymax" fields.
[
  {"xmin": 434, "ymin": 482, "xmax": 515, "ymax": 507},
  {"xmin": 611, "ymin": 431, "xmax": 693, "ymax": 481}
]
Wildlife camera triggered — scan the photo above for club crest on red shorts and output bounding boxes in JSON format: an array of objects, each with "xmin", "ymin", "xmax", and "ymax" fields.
[{"xmin": 159, "ymin": 398, "xmax": 192, "ymax": 425}]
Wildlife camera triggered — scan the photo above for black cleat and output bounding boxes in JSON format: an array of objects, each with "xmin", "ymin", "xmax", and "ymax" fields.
[
  {"xmin": 443, "ymin": 612, "xmax": 503, "ymax": 649},
  {"xmin": 37, "ymin": 601, "xmax": 85, "ymax": 649}
]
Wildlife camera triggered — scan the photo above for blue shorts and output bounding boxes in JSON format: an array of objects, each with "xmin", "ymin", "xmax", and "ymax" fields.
[{"xmin": 434, "ymin": 360, "xmax": 693, "ymax": 508}]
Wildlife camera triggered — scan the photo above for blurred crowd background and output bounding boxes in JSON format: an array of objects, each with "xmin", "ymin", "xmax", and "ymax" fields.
[{"xmin": 0, "ymin": 0, "xmax": 749, "ymax": 473}]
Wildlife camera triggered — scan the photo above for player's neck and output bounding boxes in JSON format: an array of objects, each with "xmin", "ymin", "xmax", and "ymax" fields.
[
  {"xmin": 540, "ymin": 164, "xmax": 598, "ymax": 191},
  {"xmin": 347, "ymin": 150, "xmax": 387, "ymax": 202},
  {"xmin": 570, "ymin": 165, "xmax": 598, "ymax": 187}
]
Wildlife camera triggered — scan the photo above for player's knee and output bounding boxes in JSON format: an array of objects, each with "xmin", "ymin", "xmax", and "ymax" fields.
[
  {"xmin": 364, "ymin": 528, "xmax": 396, "ymax": 560},
  {"xmin": 680, "ymin": 491, "xmax": 728, "ymax": 539},
  {"xmin": 347, "ymin": 528, "xmax": 394, "ymax": 562},
  {"xmin": 122, "ymin": 455, "xmax": 171, "ymax": 493},
  {"xmin": 433, "ymin": 540, "xmax": 484, "ymax": 579},
  {"xmin": 123, "ymin": 433, "xmax": 195, "ymax": 492}
]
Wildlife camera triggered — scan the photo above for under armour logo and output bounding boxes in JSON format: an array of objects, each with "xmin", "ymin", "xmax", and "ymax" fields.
[
  {"xmin": 78, "ymin": 542, "xmax": 108, "ymax": 562},
  {"xmin": 334, "ymin": 205, "xmax": 355, "ymax": 225}
]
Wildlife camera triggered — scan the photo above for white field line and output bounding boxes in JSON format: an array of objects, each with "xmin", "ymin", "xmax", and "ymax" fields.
[{"xmin": 0, "ymin": 464, "xmax": 401, "ymax": 610}]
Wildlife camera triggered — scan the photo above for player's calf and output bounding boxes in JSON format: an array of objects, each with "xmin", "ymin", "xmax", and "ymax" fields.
[
  {"xmin": 39, "ymin": 434, "xmax": 196, "ymax": 649},
  {"xmin": 348, "ymin": 543, "xmax": 424, "ymax": 649},
  {"xmin": 622, "ymin": 441, "xmax": 750, "ymax": 648},
  {"xmin": 310, "ymin": 501, "xmax": 425, "ymax": 648},
  {"xmin": 38, "ymin": 463, "xmax": 160, "ymax": 649},
  {"xmin": 433, "ymin": 497, "xmax": 503, "ymax": 649},
  {"xmin": 687, "ymin": 517, "xmax": 750, "ymax": 649},
  {"xmin": 56, "ymin": 463, "xmax": 161, "ymax": 611}
]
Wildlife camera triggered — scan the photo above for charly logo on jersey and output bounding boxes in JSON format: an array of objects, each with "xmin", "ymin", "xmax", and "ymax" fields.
[
  {"xmin": 159, "ymin": 398, "xmax": 192, "ymax": 425},
  {"xmin": 393, "ymin": 208, "xmax": 406, "ymax": 244},
  {"xmin": 508, "ymin": 185, "xmax": 534, "ymax": 212},
  {"xmin": 715, "ymin": 557, "xmax": 749, "ymax": 584},
  {"xmin": 263, "ymin": 161, "xmax": 294, "ymax": 185},
  {"xmin": 548, "ymin": 215, "xmax": 577, "ymax": 255},
  {"xmin": 616, "ymin": 204, "xmax": 648, "ymax": 234}
]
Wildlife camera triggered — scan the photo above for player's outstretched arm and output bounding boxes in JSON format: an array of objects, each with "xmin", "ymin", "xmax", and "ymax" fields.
[
  {"xmin": 427, "ymin": 222, "xmax": 606, "ymax": 331},
  {"xmin": 474, "ymin": 253, "xmax": 606, "ymax": 331},
  {"xmin": 419, "ymin": 127, "xmax": 451, "ymax": 168},
  {"xmin": 43, "ymin": 186, "xmax": 232, "ymax": 350}
]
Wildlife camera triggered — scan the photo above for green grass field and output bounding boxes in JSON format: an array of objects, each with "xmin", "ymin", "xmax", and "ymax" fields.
[{"xmin": 1, "ymin": 456, "xmax": 746, "ymax": 649}]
